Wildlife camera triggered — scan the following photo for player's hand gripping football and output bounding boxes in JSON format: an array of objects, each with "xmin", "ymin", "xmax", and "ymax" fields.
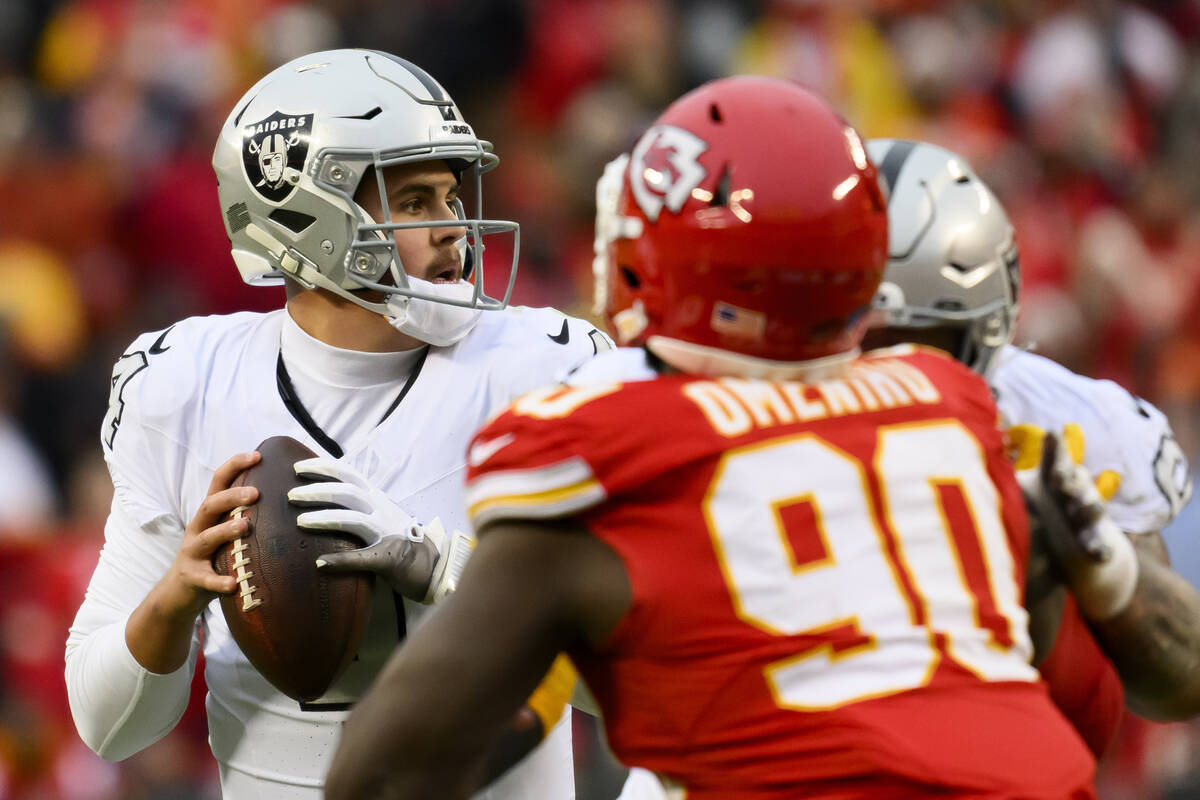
[
  {"xmin": 166, "ymin": 451, "xmax": 262, "ymax": 617},
  {"xmin": 288, "ymin": 458, "xmax": 473, "ymax": 603},
  {"xmin": 1017, "ymin": 430, "xmax": 1139, "ymax": 621}
]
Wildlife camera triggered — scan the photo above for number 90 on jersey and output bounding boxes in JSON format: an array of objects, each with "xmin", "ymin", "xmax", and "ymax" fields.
[{"xmin": 704, "ymin": 421, "xmax": 1037, "ymax": 712}]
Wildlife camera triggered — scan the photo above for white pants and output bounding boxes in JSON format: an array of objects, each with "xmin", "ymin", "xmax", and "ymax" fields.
[{"xmin": 216, "ymin": 708, "xmax": 575, "ymax": 799}]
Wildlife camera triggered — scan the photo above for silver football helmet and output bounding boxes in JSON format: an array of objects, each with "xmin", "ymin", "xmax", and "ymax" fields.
[
  {"xmin": 212, "ymin": 49, "xmax": 519, "ymax": 345},
  {"xmin": 865, "ymin": 139, "xmax": 1019, "ymax": 374}
]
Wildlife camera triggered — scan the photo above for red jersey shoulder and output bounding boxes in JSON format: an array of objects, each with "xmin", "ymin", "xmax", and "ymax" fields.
[
  {"xmin": 468, "ymin": 378, "xmax": 706, "ymax": 472},
  {"xmin": 465, "ymin": 378, "xmax": 720, "ymax": 528}
]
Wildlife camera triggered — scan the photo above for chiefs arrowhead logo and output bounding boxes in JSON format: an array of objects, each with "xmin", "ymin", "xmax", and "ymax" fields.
[
  {"xmin": 629, "ymin": 124, "xmax": 708, "ymax": 222},
  {"xmin": 242, "ymin": 111, "xmax": 313, "ymax": 203}
]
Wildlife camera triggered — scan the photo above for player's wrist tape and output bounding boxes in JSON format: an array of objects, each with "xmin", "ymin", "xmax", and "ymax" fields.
[
  {"xmin": 1054, "ymin": 461, "xmax": 1139, "ymax": 620},
  {"xmin": 418, "ymin": 518, "xmax": 475, "ymax": 604},
  {"xmin": 1068, "ymin": 517, "xmax": 1139, "ymax": 621},
  {"xmin": 1021, "ymin": 459, "xmax": 1139, "ymax": 621}
]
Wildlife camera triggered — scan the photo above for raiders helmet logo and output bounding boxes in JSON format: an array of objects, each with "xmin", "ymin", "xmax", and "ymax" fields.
[
  {"xmin": 629, "ymin": 124, "xmax": 708, "ymax": 222},
  {"xmin": 242, "ymin": 111, "xmax": 313, "ymax": 203}
]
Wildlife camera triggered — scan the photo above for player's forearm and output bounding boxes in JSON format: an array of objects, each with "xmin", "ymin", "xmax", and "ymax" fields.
[
  {"xmin": 125, "ymin": 579, "xmax": 207, "ymax": 674},
  {"xmin": 478, "ymin": 653, "xmax": 573, "ymax": 780},
  {"xmin": 324, "ymin": 721, "xmax": 525, "ymax": 800},
  {"xmin": 480, "ymin": 707, "xmax": 545, "ymax": 786},
  {"xmin": 324, "ymin": 689, "xmax": 488, "ymax": 800},
  {"xmin": 325, "ymin": 642, "xmax": 492, "ymax": 799},
  {"xmin": 1088, "ymin": 548, "xmax": 1200, "ymax": 720}
]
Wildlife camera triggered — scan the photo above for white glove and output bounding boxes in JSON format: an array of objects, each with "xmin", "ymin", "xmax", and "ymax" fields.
[
  {"xmin": 1017, "ymin": 431, "xmax": 1138, "ymax": 620},
  {"xmin": 288, "ymin": 457, "xmax": 472, "ymax": 603}
]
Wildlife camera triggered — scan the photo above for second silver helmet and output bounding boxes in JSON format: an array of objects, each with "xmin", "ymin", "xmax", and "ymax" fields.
[{"xmin": 866, "ymin": 138, "xmax": 1020, "ymax": 374}]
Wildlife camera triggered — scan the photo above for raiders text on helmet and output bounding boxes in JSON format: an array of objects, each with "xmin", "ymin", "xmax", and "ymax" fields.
[
  {"xmin": 865, "ymin": 139, "xmax": 1020, "ymax": 374},
  {"xmin": 242, "ymin": 112, "xmax": 313, "ymax": 203},
  {"xmin": 597, "ymin": 76, "xmax": 888, "ymax": 379},
  {"xmin": 213, "ymin": 49, "xmax": 520, "ymax": 346}
]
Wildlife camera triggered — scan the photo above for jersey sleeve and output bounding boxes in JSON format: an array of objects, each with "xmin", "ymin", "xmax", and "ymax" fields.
[
  {"xmin": 66, "ymin": 328, "xmax": 203, "ymax": 760},
  {"xmin": 465, "ymin": 379, "xmax": 691, "ymax": 531},
  {"xmin": 65, "ymin": 501, "xmax": 202, "ymax": 760},
  {"xmin": 100, "ymin": 327, "xmax": 196, "ymax": 529},
  {"xmin": 464, "ymin": 388, "xmax": 613, "ymax": 530}
]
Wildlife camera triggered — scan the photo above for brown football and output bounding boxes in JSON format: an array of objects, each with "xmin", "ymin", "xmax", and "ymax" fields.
[{"xmin": 212, "ymin": 435, "xmax": 374, "ymax": 702}]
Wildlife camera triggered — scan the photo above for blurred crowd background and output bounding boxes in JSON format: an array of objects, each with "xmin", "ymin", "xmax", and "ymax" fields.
[{"xmin": 2, "ymin": 0, "xmax": 1200, "ymax": 797}]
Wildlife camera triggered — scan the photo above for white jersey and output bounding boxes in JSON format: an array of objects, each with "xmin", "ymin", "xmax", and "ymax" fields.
[
  {"xmin": 66, "ymin": 305, "xmax": 610, "ymax": 799},
  {"xmin": 989, "ymin": 344, "xmax": 1191, "ymax": 534}
]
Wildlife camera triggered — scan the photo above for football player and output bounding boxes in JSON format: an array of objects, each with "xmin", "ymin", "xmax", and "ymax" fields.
[
  {"xmin": 64, "ymin": 50, "xmax": 610, "ymax": 799},
  {"xmin": 324, "ymin": 77, "xmax": 1096, "ymax": 800},
  {"xmin": 860, "ymin": 138, "xmax": 1200, "ymax": 753}
]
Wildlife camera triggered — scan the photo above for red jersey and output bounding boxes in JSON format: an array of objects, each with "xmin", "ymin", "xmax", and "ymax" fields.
[
  {"xmin": 1038, "ymin": 594, "xmax": 1126, "ymax": 757},
  {"xmin": 466, "ymin": 347, "xmax": 1095, "ymax": 799}
]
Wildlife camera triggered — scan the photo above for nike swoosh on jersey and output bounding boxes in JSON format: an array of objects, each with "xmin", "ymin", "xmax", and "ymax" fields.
[
  {"xmin": 548, "ymin": 320, "xmax": 570, "ymax": 345},
  {"xmin": 468, "ymin": 433, "xmax": 516, "ymax": 467},
  {"xmin": 148, "ymin": 326, "xmax": 175, "ymax": 355}
]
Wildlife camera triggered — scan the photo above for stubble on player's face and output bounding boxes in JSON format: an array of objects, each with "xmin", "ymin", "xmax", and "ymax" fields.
[{"xmin": 354, "ymin": 160, "xmax": 466, "ymax": 288}]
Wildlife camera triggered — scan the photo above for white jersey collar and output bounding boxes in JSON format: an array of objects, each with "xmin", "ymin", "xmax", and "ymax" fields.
[{"xmin": 280, "ymin": 310, "xmax": 424, "ymax": 389}]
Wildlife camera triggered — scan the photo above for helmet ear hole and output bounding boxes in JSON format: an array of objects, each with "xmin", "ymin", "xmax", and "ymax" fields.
[
  {"xmin": 269, "ymin": 208, "xmax": 317, "ymax": 234},
  {"xmin": 620, "ymin": 266, "xmax": 641, "ymax": 289},
  {"xmin": 353, "ymin": 165, "xmax": 381, "ymax": 211}
]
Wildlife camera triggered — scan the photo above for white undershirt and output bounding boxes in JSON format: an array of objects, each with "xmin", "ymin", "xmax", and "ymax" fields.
[{"xmin": 279, "ymin": 312, "xmax": 424, "ymax": 455}]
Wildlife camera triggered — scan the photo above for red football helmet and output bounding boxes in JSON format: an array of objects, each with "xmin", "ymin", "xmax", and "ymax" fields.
[{"xmin": 599, "ymin": 76, "xmax": 887, "ymax": 377}]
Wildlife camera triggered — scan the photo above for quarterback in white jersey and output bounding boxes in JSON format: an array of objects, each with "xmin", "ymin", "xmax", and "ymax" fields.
[
  {"xmin": 862, "ymin": 137, "xmax": 1200, "ymax": 722},
  {"xmin": 65, "ymin": 50, "xmax": 609, "ymax": 798}
]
